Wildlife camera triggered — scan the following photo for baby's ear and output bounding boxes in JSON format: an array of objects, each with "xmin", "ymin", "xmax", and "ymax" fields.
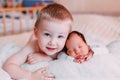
[{"xmin": 34, "ymin": 27, "xmax": 38, "ymax": 38}]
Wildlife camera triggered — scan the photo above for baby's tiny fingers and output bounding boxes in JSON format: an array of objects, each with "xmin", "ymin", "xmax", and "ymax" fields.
[
  {"xmin": 73, "ymin": 59, "xmax": 81, "ymax": 63},
  {"xmin": 44, "ymin": 74, "xmax": 55, "ymax": 78},
  {"xmin": 44, "ymin": 78, "xmax": 55, "ymax": 80}
]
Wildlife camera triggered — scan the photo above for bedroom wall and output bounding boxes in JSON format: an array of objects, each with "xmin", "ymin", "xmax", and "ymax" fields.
[{"xmin": 55, "ymin": 0, "xmax": 120, "ymax": 15}]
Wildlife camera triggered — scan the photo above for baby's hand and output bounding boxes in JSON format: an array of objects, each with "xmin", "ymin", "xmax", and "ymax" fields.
[
  {"xmin": 31, "ymin": 67, "xmax": 55, "ymax": 80},
  {"xmin": 84, "ymin": 49, "xmax": 94, "ymax": 61},
  {"xmin": 73, "ymin": 49, "xmax": 94, "ymax": 64},
  {"xmin": 73, "ymin": 55, "xmax": 85, "ymax": 63},
  {"xmin": 27, "ymin": 53, "xmax": 52, "ymax": 64}
]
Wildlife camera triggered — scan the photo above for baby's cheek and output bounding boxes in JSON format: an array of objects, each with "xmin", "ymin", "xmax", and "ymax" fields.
[
  {"xmin": 67, "ymin": 50, "xmax": 76, "ymax": 57},
  {"xmin": 81, "ymin": 51, "xmax": 88, "ymax": 56},
  {"xmin": 82, "ymin": 47, "xmax": 89, "ymax": 55}
]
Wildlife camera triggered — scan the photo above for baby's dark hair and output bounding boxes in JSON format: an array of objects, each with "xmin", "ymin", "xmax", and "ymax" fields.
[
  {"xmin": 67, "ymin": 31, "xmax": 87, "ymax": 43},
  {"xmin": 63, "ymin": 31, "xmax": 87, "ymax": 52}
]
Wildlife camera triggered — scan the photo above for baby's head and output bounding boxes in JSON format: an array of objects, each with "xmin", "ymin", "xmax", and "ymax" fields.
[
  {"xmin": 65, "ymin": 31, "xmax": 89, "ymax": 58},
  {"xmin": 34, "ymin": 3, "xmax": 73, "ymax": 56}
]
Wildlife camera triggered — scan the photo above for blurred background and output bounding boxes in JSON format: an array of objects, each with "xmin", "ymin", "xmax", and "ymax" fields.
[
  {"xmin": 0, "ymin": 0, "xmax": 54, "ymax": 8},
  {"xmin": 0, "ymin": 0, "xmax": 120, "ymax": 15}
]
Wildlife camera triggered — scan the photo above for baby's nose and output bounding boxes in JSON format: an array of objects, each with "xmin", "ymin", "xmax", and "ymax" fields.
[{"xmin": 74, "ymin": 48, "xmax": 80, "ymax": 54}]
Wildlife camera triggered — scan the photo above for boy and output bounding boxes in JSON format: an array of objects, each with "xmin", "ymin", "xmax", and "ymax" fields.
[
  {"xmin": 65, "ymin": 31, "xmax": 94, "ymax": 63},
  {"xmin": 3, "ymin": 3, "xmax": 73, "ymax": 80}
]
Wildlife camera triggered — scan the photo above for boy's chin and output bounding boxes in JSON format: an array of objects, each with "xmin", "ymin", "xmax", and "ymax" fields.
[
  {"xmin": 47, "ymin": 52, "xmax": 58, "ymax": 59},
  {"xmin": 46, "ymin": 52, "xmax": 56, "ymax": 56}
]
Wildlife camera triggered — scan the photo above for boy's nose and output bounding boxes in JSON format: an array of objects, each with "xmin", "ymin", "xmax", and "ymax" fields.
[{"xmin": 48, "ymin": 38, "xmax": 56, "ymax": 46}]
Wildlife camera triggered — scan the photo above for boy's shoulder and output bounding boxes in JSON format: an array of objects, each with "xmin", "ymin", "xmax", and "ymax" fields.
[{"xmin": 24, "ymin": 38, "xmax": 39, "ymax": 53}]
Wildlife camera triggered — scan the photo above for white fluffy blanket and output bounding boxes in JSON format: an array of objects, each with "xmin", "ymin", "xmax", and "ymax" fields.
[{"xmin": 0, "ymin": 43, "xmax": 120, "ymax": 80}]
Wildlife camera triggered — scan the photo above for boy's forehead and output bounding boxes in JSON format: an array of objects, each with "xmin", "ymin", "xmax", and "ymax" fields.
[
  {"xmin": 38, "ymin": 20, "xmax": 71, "ymax": 34},
  {"xmin": 40, "ymin": 20, "xmax": 71, "ymax": 30},
  {"xmin": 42, "ymin": 19, "xmax": 72, "ymax": 25}
]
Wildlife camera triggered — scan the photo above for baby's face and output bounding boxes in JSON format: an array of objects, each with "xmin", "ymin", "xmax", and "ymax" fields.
[{"xmin": 66, "ymin": 33, "xmax": 89, "ymax": 58}]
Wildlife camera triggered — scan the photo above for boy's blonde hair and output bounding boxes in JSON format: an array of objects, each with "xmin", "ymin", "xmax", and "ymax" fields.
[{"xmin": 35, "ymin": 3, "xmax": 73, "ymax": 30}]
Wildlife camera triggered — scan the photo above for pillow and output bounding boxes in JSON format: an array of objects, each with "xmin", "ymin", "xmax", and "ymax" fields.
[
  {"xmin": 83, "ymin": 35, "xmax": 109, "ymax": 55},
  {"xmin": 107, "ymin": 40, "xmax": 120, "ymax": 54},
  {"xmin": 85, "ymin": 34, "xmax": 108, "ymax": 45},
  {"xmin": 88, "ymin": 42, "xmax": 109, "ymax": 55},
  {"xmin": 72, "ymin": 14, "xmax": 120, "ymax": 44}
]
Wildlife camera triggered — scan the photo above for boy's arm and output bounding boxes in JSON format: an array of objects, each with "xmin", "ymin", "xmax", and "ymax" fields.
[
  {"xmin": 2, "ymin": 34, "xmax": 38, "ymax": 79},
  {"xmin": 3, "ymin": 34, "xmax": 55, "ymax": 80},
  {"xmin": 3, "ymin": 44, "xmax": 55, "ymax": 80},
  {"xmin": 2, "ymin": 43, "xmax": 35, "ymax": 80}
]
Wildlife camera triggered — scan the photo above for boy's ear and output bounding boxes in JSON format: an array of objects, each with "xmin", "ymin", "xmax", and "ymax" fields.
[{"xmin": 34, "ymin": 27, "xmax": 38, "ymax": 37}]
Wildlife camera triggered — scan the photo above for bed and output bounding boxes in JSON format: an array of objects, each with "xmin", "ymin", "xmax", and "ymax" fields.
[{"xmin": 0, "ymin": 13, "xmax": 120, "ymax": 80}]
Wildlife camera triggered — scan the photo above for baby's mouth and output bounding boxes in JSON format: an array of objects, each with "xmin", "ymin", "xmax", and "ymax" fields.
[{"xmin": 75, "ymin": 55, "xmax": 82, "ymax": 59}]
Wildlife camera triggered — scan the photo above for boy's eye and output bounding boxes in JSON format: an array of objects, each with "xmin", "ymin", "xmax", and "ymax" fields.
[
  {"xmin": 44, "ymin": 33, "xmax": 51, "ymax": 37},
  {"xmin": 58, "ymin": 35, "xmax": 64, "ymax": 38}
]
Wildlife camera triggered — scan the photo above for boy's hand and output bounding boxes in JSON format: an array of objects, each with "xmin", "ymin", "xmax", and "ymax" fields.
[
  {"xmin": 31, "ymin": 67, "xmax": 55, "ymax": 80},
  {"xmin": 27, "ymin": 53, "xmax": 52, "ymax": 64}
]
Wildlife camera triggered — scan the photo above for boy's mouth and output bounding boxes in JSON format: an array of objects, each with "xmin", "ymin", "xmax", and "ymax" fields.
[{"xmin": 46, "ymin": 47, "xmax": 56, "ymax": 51}]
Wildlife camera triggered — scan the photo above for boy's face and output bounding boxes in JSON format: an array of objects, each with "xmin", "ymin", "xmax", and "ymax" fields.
[
  {"xmin": 35, "ymin": 20, "xmax": 70, "ymax": 56},
  {"xmin": 66, "ymin": 33, "xmax": 89, "ymax": 58}
]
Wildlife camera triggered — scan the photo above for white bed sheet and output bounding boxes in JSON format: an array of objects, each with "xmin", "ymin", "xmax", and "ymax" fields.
[{"xmin": 0, "ymin": 43, "xmax": 120, "ymax": 80}]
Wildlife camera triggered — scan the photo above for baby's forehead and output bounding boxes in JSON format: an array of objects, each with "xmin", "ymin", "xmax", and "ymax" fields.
[
  {"xmin": 68, "ymin": 33, "xmax": 85, "ymax": 43},
  {"xmin": 69, "ymin": 33, "xmax": 82, "ymax": 38}
]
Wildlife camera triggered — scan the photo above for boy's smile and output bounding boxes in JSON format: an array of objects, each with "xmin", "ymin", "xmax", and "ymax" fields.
[{"xmin": 46, "ymin": 47, "xmax": 57, "ymax": 51}]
